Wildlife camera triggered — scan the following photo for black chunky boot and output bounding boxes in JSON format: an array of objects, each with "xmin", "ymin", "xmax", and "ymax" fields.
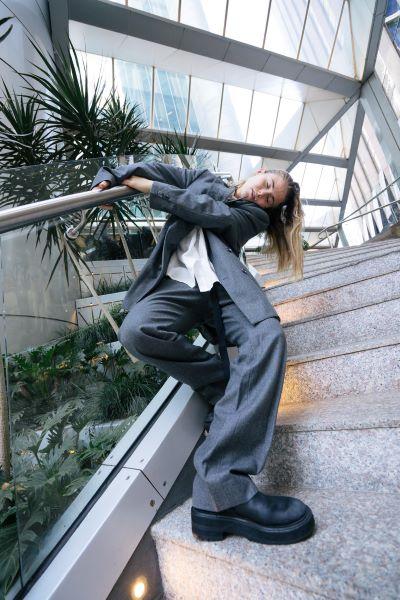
[{"xmin": 192, "ymin": 491, "xmax": 315, "ymax": 545}]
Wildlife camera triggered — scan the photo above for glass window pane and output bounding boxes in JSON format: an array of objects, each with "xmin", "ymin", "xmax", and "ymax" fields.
[
  {"xmin": 114, "ymin": 60, "xmax": 152, "ymax": 126},
  {"xmin": 329, "ymin": 1, "xmax": 355, "ymax": 77},
  {"xmin": 217, "ymin": 152, "xmax": 242, "ymax": 180},
  {"xmin": 272, "ymin": 98, "xmax": 303, "ymax": 149},
  {"xmin": 299, "ymin": 0, "xmax": 343, "ymax": 68},
  {"xmin": 349, "ymin": 0, "xmax": 375, "ymax": 80},
  {"xmin": 247, "ymin": 92, "xmax": 280, "ymax": 146},
  {"xmin": 188, "ymin": 77, "xmax": 222, "ymax": 137},
  {"xmin": 316, "ymin": 165, "xmax": 346, "ymax": 200},
  {"xmin": 376, "ymin": 28, "xmax": 400, "ymax": 120},
  {"xmin": 225, "ymin": 0, "xmax": 271, "ymax": 47},
  {"xmin": 76, "ymin": 51, "xmax": 113, "ymax": 104},
  {"xmin": 358, "ymin": 136, "xmax": 379, "ymax": 187},
  {"xmin": 303, "ymin": 204, "xmax": 340, "ymax": 227},
  {"xmin": 153, "ymin": 69, "xmax": 189, "ymax": 132},
  {"xmin": 219, "ymin": 85, "xmax": 252, "ymax": 142},
  {"xmin": 180, "ymin": 0, "xmax": 226, "ymax": 35},
  {"xmin": 264, "ymin": 0, "xmax": 308, "ymax": 58},
  {"xmin": 128, "ymin": 0, "xmax": 179, "ymax": 19},
  {"xmin": 240, "ymin": 155, "xmax": 263, "ymax": 179}
]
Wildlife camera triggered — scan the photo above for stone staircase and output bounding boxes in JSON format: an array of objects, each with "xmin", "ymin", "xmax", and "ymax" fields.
[{"xmin": 150, "ymin": 239, "xmax": 400, "ymax": 599}]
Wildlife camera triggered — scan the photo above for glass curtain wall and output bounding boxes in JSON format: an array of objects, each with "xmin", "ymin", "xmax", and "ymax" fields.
[
  {"xmin": 108, "ymin": 0, "xmax": 373, "ymax": 79},
  {"xmin": 0, "ymin": 157, "xmax": 209, "ymax": 597}
]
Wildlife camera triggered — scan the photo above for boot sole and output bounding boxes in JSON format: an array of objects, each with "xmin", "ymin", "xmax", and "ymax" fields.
[{"xmin": 191, "ymin": 506, "xmax": 315, "ymax": 545}]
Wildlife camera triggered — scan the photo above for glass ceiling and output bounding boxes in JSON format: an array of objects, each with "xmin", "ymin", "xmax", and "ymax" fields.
[
  {"xmin": 75, "ymin": 47, "xmax": 348, "ymax": 156},
  {"xmin": 69, "ymin": 1, "xmax": 396, "ymax": 247},
  {"xmin": 112, "ymin": 0, "xmax": 376, "ymax": 79}
]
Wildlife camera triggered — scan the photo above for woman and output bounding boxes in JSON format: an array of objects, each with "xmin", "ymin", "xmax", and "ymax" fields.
[{"xmin": 91, "ymin": 160, "xmax": 315, "ymax": 545}]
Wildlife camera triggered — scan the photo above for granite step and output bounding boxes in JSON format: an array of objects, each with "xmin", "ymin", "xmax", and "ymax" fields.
[
  {"xmin": 151, "ymin": 485, "xmax": 400, "ymax": 599},
  {"xmin": 282, "ymin": 296, "xmax": 400, "ymax": 355},
  {"xmin": 273, "ymin": 268, "xmax": 400, "ymax": 323},
  {"xmin": 281, "ymin": 334, "xmax": 400, "ymax": 404},
  {"xmin": 249, "ymin": 236, "xmax": 400, "ymax": 260},
  {"xmin": 258, "ymin": 244, "xmax": 400, "ymax": 285},
  {"xmin": 261, "ymin": 248, "xmax": 399, "ymax": 297},
  {"xmin": 248, "ymin": 238, "xmax": 400, "ymax": 271},
  {"xmin": 252, "ymin": 388, "xmax": 400, "ymax": 494},
  {"xmin": 254, "ymin": 243, "xmax": 400, "ymax": 274}
]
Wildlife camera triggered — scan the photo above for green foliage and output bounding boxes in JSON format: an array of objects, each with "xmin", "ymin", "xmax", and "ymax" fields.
[
  {"xmin": 0, "ymin": 303, "xmax": 173, "ymax": 595},
  {"xmin": 0, "ymin": 81, "xmax": 61, "ymax": 168},
  {"xmin": 0, "ymin": 16, "xmax": 13, "ymax": 43},
  {"xmin": 0, "ymin": 407, "xmax": 136, "ymax": 597},
  {"xmin": 95, "ymin": 275, "xmax": 133, "ymax": 295},
  {"xmin": 0, "ymin": 34, "xmax": 149, "ymax": 167},
  {"xmin": 152, "ymin": 128, "xmax": 210, "ymax": 168}
]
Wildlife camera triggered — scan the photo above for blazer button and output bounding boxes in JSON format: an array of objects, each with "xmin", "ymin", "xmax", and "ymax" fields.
[
  {"xmin": 241, "ymin": 267, "xmax": 247, "ymax": 273},
  {"xmin": 226, "ymin": 247, "xmax": 233, "ymax": 252}
]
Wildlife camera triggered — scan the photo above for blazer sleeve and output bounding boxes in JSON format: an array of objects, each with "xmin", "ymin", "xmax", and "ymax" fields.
[
  {"xmin": 228, "ymin": 203, "xmax": 271, "ymax": 248},
  {"xmin": 89, "ymin": 160, "xmax": 206, "ymax": 192},
  {"xmin": 147, "ymin": 180, "xmax": 234, "ymax": 230}
]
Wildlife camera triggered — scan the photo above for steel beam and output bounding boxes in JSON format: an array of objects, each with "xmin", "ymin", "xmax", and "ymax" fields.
[
  {"xmin": 335, "ymin": 101, "xmax": 365, "ymax": 247},
  {"xmin": 67, "ymin": 0, "xmax": 360, "ymax": 97},
  {"xmin": 304, "ymin": 226, "xmax": 337, "ymax": 232},
  {"xmin": 302, "ymin": 199, "xmax": 342, "ymax": 207},
  {"xmin": 48, "ymin": 0, "xmax": 69, "ymax": 68},
  {"xmin": 138, "ymin": 129, "xmax": 349, "ymax": 168},
  {"xmin": 287, "ymin": 90, "xmax": 360, "ymax": 171},
  {"xmin": 361, "ymin": 73, "xmax": 400, "ymax": 178},
  {"xmin": 362, "ymin": 0, "xmax": 387, "ymax": 81}
]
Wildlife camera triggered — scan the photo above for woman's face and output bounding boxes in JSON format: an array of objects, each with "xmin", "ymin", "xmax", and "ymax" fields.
[{"xmin": 235, "ymin": 169, "xmax": 288, "ymax": 209}]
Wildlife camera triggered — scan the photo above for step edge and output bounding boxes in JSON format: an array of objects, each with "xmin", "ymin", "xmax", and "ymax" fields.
[
  {"xmin": 269, "ymin": 267, "xmax": 400, "ymax": 308},
  {"xmin": 262, "ymin": 249, "xmax": 400, "ymax": 292},
  {"xmin": 286, "ymin": 334, "xmax": 400, "ymax": 364},
  {"xmin": 281, "ymin": 294, "xmax": 400, "ymax": 329}
]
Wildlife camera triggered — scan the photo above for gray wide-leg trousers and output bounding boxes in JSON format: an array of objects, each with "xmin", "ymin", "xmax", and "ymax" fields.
[{"xmin": 118, "ymin": 274, "xmax": 287, "ymax": 512}]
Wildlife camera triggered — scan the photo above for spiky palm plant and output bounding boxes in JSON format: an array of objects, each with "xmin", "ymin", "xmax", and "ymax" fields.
[
  {"xmin": 0, "ymin": 16, "xmax": 13, "ymax": 43},
  {"xmin": 152, "ymin": 128, "xmax": 210, "ymax": 168},
  {"xmin": 101, "ymin": 94, "xmax": 151, "ymax": 158},
  {"xmin": 0, "ymin": 81, "xmax": 61, "ymax": 168},
  {"xmin": 18, "ymin": 36, "xmax": 148, "ymax": 160}
]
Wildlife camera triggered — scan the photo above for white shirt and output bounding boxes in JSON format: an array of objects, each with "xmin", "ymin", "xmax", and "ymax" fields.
[{"xmin": 166, "ymin": 225, "xmax": 220, "ymax": 291}]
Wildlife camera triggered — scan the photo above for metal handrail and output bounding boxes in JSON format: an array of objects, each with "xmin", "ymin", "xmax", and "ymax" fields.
[
  {"xmin": 308, "ymin": 174, "xmax": 400, "ymax": 249},
  {"xmin": 0, "ymin": 171, "xmax": 233, "ymax": 235},
  {"xmin": 0, "ymin": 186, "xmax": 133, "ymax": 234}
]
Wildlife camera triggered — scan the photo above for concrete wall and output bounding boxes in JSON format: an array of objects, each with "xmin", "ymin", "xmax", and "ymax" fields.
[
  {"xmin": 0, "ymin": 1, "xmax": 82, "ymax": 356},
  {"xmin": 0, "ymin": 0, "xmax": 53, "ymax": 100}
]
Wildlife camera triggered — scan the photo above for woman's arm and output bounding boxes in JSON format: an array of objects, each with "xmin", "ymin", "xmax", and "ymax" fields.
[
  {"xmin": 90, "ymin": 160, "xmax": 270, "ymax": 237},
  {"xmin": 147, "ymin": 180, "xmax": 235, "ymax": 230},
  {"xmin": 90, "ymin": 160, "xmax": 206, "ymax": 191}
]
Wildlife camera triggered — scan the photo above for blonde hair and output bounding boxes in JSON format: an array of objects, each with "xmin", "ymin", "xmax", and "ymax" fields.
[{"xmin": 232, "ymin": 169, "xmax": 305, "ymax": 281}]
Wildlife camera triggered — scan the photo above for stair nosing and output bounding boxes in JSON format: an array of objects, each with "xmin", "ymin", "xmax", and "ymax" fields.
[
  {"xmin": 281, "ymin": 294, "xmax": 400, "ymax": 329},
  {"xmin": 262, "ymin": 248, "xmax": 400, "ymax": 292},
  {"xmin": 286, "ymin": 333, "xmax": 400, "ymax": 365},
  {"xmin": 268, "ymin": 266, "xmax": 400, "ymax": 308},
  {"xmin": 250, "ymin": 241, "xmax": 400, "ymax": 270}
]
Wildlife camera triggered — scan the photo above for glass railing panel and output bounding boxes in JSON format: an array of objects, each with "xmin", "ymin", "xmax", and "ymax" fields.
[{"xmin": 0, "ymin": 155, "xmax": 208, "ymax": 596}]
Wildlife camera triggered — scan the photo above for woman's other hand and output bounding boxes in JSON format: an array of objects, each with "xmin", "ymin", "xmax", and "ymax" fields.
[
  {"xmin": 92, "ymin": 180, "xmax": 113, "ymax": 210},
  {"xmin": 122, "ymin": 175, "xmax": 153, "ymax": 194}
]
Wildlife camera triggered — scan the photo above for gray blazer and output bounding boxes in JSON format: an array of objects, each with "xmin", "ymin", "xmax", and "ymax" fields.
[{"xmin": 90, "ymin": 161, "xmax": 280, "ymax": 344}]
